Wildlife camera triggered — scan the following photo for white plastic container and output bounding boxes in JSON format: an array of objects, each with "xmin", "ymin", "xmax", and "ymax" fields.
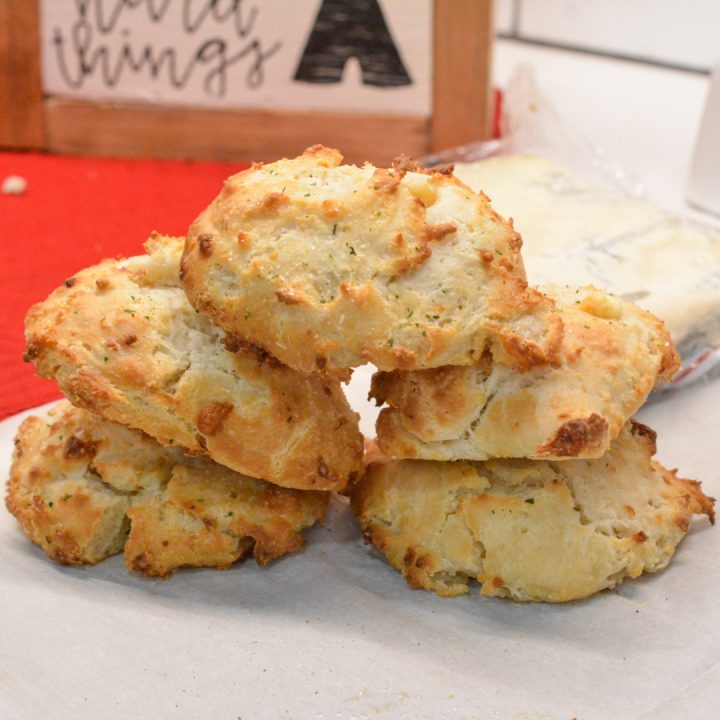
[{"xmin": 687, "ymin": 61, "xmax": 720, "ymax": 216}]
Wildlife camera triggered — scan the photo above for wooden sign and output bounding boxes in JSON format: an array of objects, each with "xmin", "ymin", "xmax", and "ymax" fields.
[{"xmin": 0, "ymin": 0, "xmax": 493, "ymax": 165}]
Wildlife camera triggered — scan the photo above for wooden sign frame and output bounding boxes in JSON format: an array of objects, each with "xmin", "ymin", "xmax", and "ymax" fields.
[{"xmin": 0, "ymin": 0, "xmax": 493, "ymax": 165}]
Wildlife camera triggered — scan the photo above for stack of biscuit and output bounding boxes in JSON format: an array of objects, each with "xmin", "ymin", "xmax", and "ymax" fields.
[
  {"xmin": 8, "ymin": 146, "xmax": 714, "ymax": 601},
  {"xmin": 10, "ymin": 234, "xmax": 364, "ymax": 576},
  {"xmin": 177, "ymin": 146, "xmax": 713, "ymax": 602},
  {"xmin": 356, "ymin": 286, "xmax": 715, "ymax": 601},
  {"xmin": 345, "ymin": 178, "xmax": 715, "ymax": 601}
]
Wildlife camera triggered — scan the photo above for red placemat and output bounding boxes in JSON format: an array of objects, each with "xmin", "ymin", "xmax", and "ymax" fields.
[{"xmin": 0, "ymin": 152, "xmax": 248, "ymax": 420}]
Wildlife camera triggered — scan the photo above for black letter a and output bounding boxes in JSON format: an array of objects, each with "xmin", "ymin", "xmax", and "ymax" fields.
[{"xmin": 294, "ymin": 0, "xmax": 412, "ymax": 87}]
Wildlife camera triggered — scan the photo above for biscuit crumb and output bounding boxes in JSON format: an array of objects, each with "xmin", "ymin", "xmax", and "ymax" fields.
[{"xmin": 2, "ymin": 175, "xmax": 27, "ymax": 195}]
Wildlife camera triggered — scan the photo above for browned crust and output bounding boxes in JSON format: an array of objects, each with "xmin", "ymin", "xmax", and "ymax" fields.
[
  {"xmin": 368, "ymin": 370, "xmax": 392, "ymax": 406},
  {"xmin": 425, "ymin": 222, "xmax": 457, "ymax": 241},
  {"xmin": 303, "ymin": 144, "xmax": 343, "ymax": 165},
  {"xmin": 629, "ymin": 420, "xmax": 658, "ymax": 454},
  {"xmin": 63, "ymin": 435, "xmax": 98, "ymax": 460},
  {"xmin": 390, "ymin": 243, "xmax": 433, "ymax": 276},
  {"xmin": 487, "ymin": 286, "xmax": 564, "ymax": 369},
  {"xmin": 196, "ymin": 401, "xmax": 234, "ymax": 437},
  {"xmin": 370, "ymin": 167, "xmax": 400, "ymax": 193},
  {"xmin": 392, "ymin": 154, "xmax": 420, "ymax": 178},
  {"xmin": 666, "ymin": 470, "xmax": 716, "ymax": 526},
  {"xmin": 494, "ymin": 330, "xmax": 556, "ymax": 371},
  {"xmin": 275, "ymin": 287, "xmax": 306, "ymax": 305},
  {"xmin": 197, "ymin": 233, "xmax": 214, "ymax": 258},
  {"xmin": 430, "ymin": 163, "xmax": 456, "ymax": 177},
  {"xmin": 374, "ymin": 409, "xmax": 421, "ymax": 459},
  {"xmin": 401, "ymin": 546, "xmax": 434, "ymax": 589},
  {"xmin": 536, "ymin": 414, "xmax": 610, "ymax": 458}
]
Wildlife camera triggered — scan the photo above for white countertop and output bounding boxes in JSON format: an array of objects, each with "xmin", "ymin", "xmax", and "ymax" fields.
[{"xmin": 1, "ymin": 375, "xmax": 718, "ymax": 720}]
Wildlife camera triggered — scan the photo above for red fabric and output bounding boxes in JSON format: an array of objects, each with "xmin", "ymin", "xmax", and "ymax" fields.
[
  {"xmin": 0, "ymin": 152, "xmax": 248, "ymax": 420},
  {"xmin": 493, "ymin": 88, "xmax": 503, "ymax": 139}
]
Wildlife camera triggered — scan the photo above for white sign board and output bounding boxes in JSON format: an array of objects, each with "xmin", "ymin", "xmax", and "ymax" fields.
[{"xmin": 40, "ymin": 0, "xmax": 432, "ymax": 116}]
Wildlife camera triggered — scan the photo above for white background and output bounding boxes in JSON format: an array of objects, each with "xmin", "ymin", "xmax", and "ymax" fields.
[{"xmin": 495, "ymin": 0, "xmax": 720, "ymax": 71}]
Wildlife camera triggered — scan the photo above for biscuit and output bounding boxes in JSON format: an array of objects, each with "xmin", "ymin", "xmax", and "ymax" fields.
[
  {"xmin": 181, "ymin": 146, "xmax": 563, "ymax": 377},
  {"xmin": 6, "ymin": 402, "xmax": 327, "ymax": 577},
  {"xmin": 351, "ymin": 422, "xmax": 714, "ymax": 602},
  {"xmin": 24, "ymin": 234, "xmax": 363, "ymax": 492},
  {"xmin": 372, "ymin": 285, "xmax": 680, "ymax": 461}
]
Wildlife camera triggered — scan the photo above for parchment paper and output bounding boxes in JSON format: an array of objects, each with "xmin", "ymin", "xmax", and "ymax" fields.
[{"xmin": 1, "ymin": 368, "xmax": 718, "ymax": 720}]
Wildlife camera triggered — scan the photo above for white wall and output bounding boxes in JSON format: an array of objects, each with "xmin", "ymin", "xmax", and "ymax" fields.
[{"xmin": 495, "ymin": 0, "xmax": 720, "ymax": 72}]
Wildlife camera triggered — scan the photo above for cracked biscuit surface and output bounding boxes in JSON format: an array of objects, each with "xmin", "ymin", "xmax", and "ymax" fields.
[
  {"xmin": 181, "ymin": 146, "xmax": 562, "ymax": 377},
  {"xmin": 6, "ymin": 402, "xmax": 327, "ymax": 576},
  {"xmin": 351, "ymin": 422, "xmax": 714, "ymax": 602},
  {"xmin": 24, "ymin": 234, "xmax": 363, "ymax": 492},
  {"xmin": 372, "ymin": 285, "xmax": 680, "ymax": 461}
]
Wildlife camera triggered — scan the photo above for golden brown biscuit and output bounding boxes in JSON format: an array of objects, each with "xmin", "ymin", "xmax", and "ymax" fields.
[
  {"xmin": 351, "ymin": 422, "xmax": 714, "ymax": 602},
  {"xmin": 372, "ymin": 285, "xmax": 680, "ymax": 461},
  {"xmin": 182, "ymin": 146, "xmax": 563, "ymax": 377},
  {"xmin": 24, "ymin": 234, "xmax": 363, "ymax": 492},
  {"xmin": 6, "ymin": 402, "xmax": 327, "ymax": 577}
]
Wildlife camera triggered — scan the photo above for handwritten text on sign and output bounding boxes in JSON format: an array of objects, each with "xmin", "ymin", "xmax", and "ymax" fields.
[{"xmin": 40, "ymin": 0, "xmax": 432, "ymax": 115}]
